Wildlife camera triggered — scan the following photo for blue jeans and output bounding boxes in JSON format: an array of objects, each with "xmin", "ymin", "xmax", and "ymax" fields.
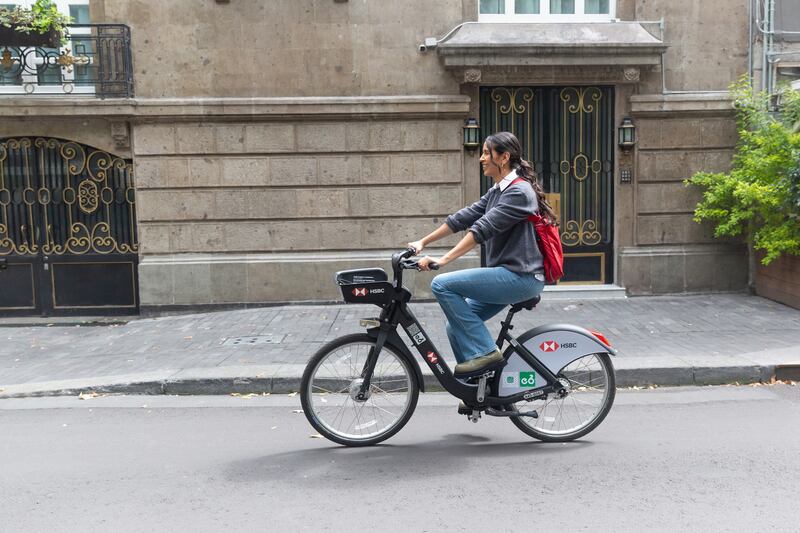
[{"xmin": 430, "ymin": 267, "xmax": 545, "ymax": 363}]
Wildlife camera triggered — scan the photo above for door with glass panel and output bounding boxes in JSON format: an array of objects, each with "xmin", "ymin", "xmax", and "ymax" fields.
[
  {"xmin": 0, "ymin": 0, "xmax": 93, "ymax": 95},
  {"xmin": 479, "ymin": 0, "xmax": 615, "ymax": 20},
  {"xmin": 480, "ymin": 86, "xmax": 615, "ymax": 284}
]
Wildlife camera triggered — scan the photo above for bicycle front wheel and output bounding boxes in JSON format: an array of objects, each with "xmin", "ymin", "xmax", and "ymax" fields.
[
  {"xmin": 300, "ymin": 334, "xmax": 419, "ymax": 446},
  {"xmin": 508, "ymin": 352, "xmax": 615, "ymax": 442}
]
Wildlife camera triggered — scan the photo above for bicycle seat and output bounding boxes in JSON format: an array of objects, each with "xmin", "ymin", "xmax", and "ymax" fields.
[{"xmin": 510, "ymin": 295, "xmax": 540, "ymax": 312}]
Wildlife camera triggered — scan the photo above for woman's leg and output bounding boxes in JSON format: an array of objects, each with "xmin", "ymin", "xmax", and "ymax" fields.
[
  {"xmin": 445, "ymin": 298, "xmax": 506, "ymax": 363},
  {"xmin": 431, "ymin": 267, "xmax": 544, "ymax": 364}
]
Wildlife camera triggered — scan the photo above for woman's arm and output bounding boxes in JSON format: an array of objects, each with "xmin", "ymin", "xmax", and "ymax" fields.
[
  {"xmin": 408, "ymin": 223, "xmax": 452, "ymax": 254},
  {"xmin": 417, "ymin": 230, "xmax": 478, "ymax": 271}
]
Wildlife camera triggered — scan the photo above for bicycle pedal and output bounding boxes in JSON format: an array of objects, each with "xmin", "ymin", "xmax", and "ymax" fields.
[{"xmin": 457, "ymin": 402, "xmax": 473, "ymax": 416}]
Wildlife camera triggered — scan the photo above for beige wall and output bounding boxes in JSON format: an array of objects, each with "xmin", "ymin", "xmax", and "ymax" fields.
[
  {"xmin": 0, "ymin": 117, "xmax": 130, "ymax": 159},
  {"xmin": 132, "ymin": 113, "xmax": 467, "ymax": 305},
  {"xmin": 635, "ymin": 0, "xmax": 750, "ymax": 92},
  {"xmin": 95, "ymin": 0, "xmax": 462, "ymax": 98}
]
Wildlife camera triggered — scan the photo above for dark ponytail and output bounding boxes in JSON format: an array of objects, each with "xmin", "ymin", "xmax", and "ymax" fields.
[{"xmin": 485, "ymin": 132, "xmax": 559, "ymax": 224}]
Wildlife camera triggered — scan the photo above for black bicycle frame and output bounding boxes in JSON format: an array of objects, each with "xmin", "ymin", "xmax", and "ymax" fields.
[{"xmin": 359, "ymin": 292, "xmax": 565, "ymax": 408}]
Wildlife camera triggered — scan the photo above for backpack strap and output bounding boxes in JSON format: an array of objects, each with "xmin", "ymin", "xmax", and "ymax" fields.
[{"xmin": 507, "ymin": 176, "xmax": 544, "ymax": 223}]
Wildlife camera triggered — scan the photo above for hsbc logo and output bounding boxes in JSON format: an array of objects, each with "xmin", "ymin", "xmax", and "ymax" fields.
[
  {"xmin": 540, "ymin": 341, "xmax": 559, "ymax": 352},
  {"xmin": 426, "ymin": 351, "xmax": 439, "ymax": 364},
  {"xmin": 352, "ymin": 287, "xmax": 367, "ymax": 297},
  {"xmin": 540, "ymin": 341, "xmax": 578, "ymax": 352}
]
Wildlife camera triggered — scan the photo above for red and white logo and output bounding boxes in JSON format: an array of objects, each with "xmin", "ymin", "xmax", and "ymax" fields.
[
  {"xmin": 352, "ymin": 287, "xmax": 367, "ymax": 297},
  {"xmin": 539, "ymin": 341, "xmax": 559, "ymax": 352},
  {"xmin": 426, "ymin": 351, "xmax": 439, "ymax": 364}
]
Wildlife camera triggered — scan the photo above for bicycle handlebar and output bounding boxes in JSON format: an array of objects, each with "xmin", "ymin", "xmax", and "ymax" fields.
[
  {"xmin": 391, "ymin": 248, "xmax": 439, "ymax": 287},
  {"xmin": 400, "ymin": 259, "xmax": 440, "ymax": 271}
]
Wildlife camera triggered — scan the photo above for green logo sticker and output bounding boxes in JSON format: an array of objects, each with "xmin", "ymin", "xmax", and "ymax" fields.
[
  {"xmin": 506, "ymin": 375, "xmax": 514, "ymax": 384},
  {"xmin": 519, "ymin": 372, "xmax": 536, "ymax": 388}
]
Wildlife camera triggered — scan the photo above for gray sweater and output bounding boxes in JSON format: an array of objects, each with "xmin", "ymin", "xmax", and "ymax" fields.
[{"xmin": 445, "ymin": 181, "xmax": 544, "ymax": 275}]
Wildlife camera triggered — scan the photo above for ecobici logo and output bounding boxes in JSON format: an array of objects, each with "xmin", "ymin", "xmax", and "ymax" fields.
[
  {"xmin": 504, "ymin": 372, "xmax": 536, "ymax": 388},
  {"xmin": 519, "ymin": 372, "xmax": 536, "ymax": 387}
]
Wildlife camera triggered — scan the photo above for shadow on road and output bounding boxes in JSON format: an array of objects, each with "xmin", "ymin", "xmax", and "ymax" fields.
[{"xmin": 226, "ymin": 432, "xmax": 593, "ymax": 485}]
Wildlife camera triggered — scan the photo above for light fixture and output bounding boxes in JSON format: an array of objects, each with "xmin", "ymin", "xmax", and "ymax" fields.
[
  {"xmin": 463, "ymin": 118, "xmax": 480, "ymax": 151},
  {"xmin": 618, "ymin": 117, "xmax": 636, "ymax": 151}
]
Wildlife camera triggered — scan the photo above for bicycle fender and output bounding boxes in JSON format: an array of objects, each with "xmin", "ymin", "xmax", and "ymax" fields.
[
  {"xmin": 366, "ymin": 327, "xmax": 426, "ymax": 393},
  {"xmin": 515, "ymin": 324, "xmax": 616, "ymax": 376}
]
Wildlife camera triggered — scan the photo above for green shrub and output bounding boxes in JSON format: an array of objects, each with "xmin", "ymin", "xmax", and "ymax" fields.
[
  {"xmin": 0, "ymin": 0, "xmax": 72, "ymax": 42},
  {"xmin": 686, "ymin": 77, "xmax": 800, "ymax": 266}
]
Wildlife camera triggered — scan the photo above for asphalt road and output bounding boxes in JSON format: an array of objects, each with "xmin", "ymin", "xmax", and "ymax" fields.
[{"xmin": 1, "ymin": 385, "xmax": 798, "ymax": 533}]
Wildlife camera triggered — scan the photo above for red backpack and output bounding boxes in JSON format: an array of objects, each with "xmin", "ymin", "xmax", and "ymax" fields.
[{"xmin": 510, "ymin": 177, "xmax": 564, "ymax": 283}]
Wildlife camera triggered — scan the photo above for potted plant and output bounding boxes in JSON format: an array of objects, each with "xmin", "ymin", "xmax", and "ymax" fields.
[
  {"xmin": 686, "ymin": 77, "xmax": 800, "ymax": 305},
  {"xmin": 0, "ymin": 0, "xmax": 72, "ymax": 48}
]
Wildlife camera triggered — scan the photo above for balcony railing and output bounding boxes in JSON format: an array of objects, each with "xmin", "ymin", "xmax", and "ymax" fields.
[{"xmin": 0, "ymin": 24, "xmax": 133, "ymax": 99}]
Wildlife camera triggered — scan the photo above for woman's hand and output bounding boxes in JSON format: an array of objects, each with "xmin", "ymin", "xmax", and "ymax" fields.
[
  {"xmin": 407, "ymin": 240, "xmax": 425, "ymax": 255},
  {"xmin": 417, "ymin": 256, "xmax": 446, "ymax": 271}
]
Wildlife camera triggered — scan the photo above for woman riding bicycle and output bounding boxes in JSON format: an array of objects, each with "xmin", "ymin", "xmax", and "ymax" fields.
[{"xmin": 409, "ymin": 131, "xmax": 557, "ymax": 376}]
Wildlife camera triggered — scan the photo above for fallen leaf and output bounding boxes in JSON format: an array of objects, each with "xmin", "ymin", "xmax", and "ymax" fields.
[
  {"xmin": 231, "ymin": 393, "xmax": 257, "ymax": 398},
  {"xmin": 309, "ymin": 434, "xmax": 323, "ymax": 439},
  {"xmin": 287, "ymin": 392, "xmax": 298, "ymax": 397},
  {"xmin": 292, "ymin": 409, "xmax": 304, "ymax": 414},
  {"xmin": 184, "ymin": 336, "xmax": 193, "ymax": 340},
  {"xmin": 271, "ymin": 426, "xmax": 278, "ymax": 430},
  {"xmin": 78, "ymin": 391, "xmax": 100, "ymax": 400},
  {"xmin": 261, "ymin": 392, "xmax": 271, "ymax": 396}
]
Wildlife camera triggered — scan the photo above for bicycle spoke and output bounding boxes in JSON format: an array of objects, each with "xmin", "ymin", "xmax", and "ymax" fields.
[{"xmin": 306, "ymin": 341, "xmax": 415, "ymax": 442}]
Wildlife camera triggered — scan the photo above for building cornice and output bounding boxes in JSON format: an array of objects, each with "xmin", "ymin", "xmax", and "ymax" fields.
[{"xmin": 0, "ymin": 95, "xmax": 472, "ymax": 121}]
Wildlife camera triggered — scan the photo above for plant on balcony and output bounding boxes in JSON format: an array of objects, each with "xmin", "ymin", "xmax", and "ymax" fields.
[
  {"xmin": 0, "ymin": 0, "xmax": 72, "ymax": 48},
  {"xmin": 686, "ymin": 76, "xmax": 800, "ymax": 290}
]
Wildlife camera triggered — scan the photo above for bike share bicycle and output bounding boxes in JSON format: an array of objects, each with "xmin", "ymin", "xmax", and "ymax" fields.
[{"xmin": 300, "ymin": 248, "xmax": 616, "ymax": 447}]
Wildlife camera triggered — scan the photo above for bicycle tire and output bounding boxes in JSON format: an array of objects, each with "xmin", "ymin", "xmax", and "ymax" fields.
[
  {"xmin": 300, "ymin": 333, "xmax": 419, "ymax": 447},
  {"xmin": 507, "ymin": 351, "xmax": 616, "ymax": 442}
]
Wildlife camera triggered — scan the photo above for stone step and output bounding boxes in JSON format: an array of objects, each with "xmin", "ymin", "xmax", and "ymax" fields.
[{"xmin": 542, "ymin": 284, "xmax": 627, "ymax": 300}]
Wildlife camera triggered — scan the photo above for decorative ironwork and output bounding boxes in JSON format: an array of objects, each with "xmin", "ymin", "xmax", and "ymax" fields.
[
  {"xmin": 0, "ymin": 137, "xmax": 138, "ymax": 257},
  {"xmin": 480, "ymin": 86, "xmax": 615, "ymax": 283},
  {"xmin": 0, "ymin": 24, "xmax": 133, "ymax": 98}
]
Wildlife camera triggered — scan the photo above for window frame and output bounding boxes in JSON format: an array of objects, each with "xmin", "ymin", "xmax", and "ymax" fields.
[
  {"xmin": 479, "ymin": 0, "xmax": 617, "ymax": 23},
  {"xmin": 0, "ymin": 0, "xmax": 93, "ymax": 96}
]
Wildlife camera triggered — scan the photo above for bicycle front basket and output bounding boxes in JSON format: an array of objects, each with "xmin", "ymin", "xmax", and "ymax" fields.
[{"xmin": 335, "ymin": 268, "xmax": 393, "ymax": 304}]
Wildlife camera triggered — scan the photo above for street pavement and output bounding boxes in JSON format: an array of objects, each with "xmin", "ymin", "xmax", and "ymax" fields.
[
  {"xmin": 1, "ymin": 293, "xmax": 799, "ymax": 397},
  {"xmin": 1, "ymin": 385, "xmax": 799, "ymax": 532}
]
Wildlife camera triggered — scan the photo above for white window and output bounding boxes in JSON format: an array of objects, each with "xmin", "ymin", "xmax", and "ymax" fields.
[
  {"xmin": 0, "ymin": 0, "xmax": 92, "ymax": 95},
  {"xmin": 479, "ymin": 0, "xmax": 616, "ymax": 22}
]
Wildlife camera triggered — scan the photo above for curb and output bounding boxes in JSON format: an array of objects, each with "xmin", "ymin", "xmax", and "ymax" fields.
[{"xmin": 0, "ymin": 363, "xmax": 776, "ymax": 399}]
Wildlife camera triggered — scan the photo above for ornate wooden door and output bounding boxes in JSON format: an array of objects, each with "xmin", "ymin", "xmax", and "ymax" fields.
[
  {"xmin": 480, "ymin": 86, "xmax": 615, "ymax": 284},
  {"xmin": 0, "ymin": 137, "xmax": 139, "ymax": 315}
]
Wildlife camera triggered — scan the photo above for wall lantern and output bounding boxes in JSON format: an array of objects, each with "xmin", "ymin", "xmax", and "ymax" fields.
[
  {"xmin": 463, "ymin": 118, "xmax": 480, "ymax": 151},
  {"xmin": 618, "ymin": 116, "xmax": 636, "ymax": 150}
]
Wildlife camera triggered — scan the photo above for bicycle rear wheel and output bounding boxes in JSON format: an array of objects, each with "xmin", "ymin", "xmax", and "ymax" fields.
[
  {"xmin": 507, "ymin": 352, "xmax": 615, "ymax": 442},
  {"xmin": 300, "ymin": 333, "xmax": 419, "ymax": 446}
]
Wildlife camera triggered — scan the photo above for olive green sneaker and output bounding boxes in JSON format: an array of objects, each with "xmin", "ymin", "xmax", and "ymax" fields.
[{"xmin": 453, "ymin": 349, "xmax": 504, "ymax": 375}]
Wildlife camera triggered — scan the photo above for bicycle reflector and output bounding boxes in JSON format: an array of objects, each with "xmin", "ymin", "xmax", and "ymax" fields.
[{"xmin": 588, "ymin": 329, "xmax": 611, "ymax": 347}]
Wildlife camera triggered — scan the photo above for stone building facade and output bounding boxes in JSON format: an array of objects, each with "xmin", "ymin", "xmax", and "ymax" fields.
[{"xmin": 2, "ymin": 0, "xmax": 786, "ymax": 315}]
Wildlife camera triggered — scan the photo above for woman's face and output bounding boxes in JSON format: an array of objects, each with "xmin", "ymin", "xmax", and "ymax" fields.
[{"xmin": 480, "ymin": 142, "xmax": 510, "ymax": 179}]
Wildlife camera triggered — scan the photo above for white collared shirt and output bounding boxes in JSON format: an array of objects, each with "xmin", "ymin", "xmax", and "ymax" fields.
[{"xmin": 494, "ymin": 168, "xmax": 519, "ymax": 191}]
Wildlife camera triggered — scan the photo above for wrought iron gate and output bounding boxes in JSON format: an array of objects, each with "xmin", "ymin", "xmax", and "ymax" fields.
[
  {"xmin": 0, "ymin": 137, "xmax": 138, "ymax": 315},
  {"xmin": 480, "ymin": 86, "xmax": 614, "ymax": 284}
]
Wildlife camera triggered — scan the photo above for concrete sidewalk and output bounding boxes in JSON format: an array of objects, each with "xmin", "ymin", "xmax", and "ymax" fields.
[{"xmin": 1, "ymin": 293, "xmax": 799, "ymax": 398}]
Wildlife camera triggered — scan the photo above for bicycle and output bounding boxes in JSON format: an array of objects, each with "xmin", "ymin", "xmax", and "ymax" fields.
[{"xmin": 300, "ymin": 248, "xmax": 616, "ymax": 447}]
